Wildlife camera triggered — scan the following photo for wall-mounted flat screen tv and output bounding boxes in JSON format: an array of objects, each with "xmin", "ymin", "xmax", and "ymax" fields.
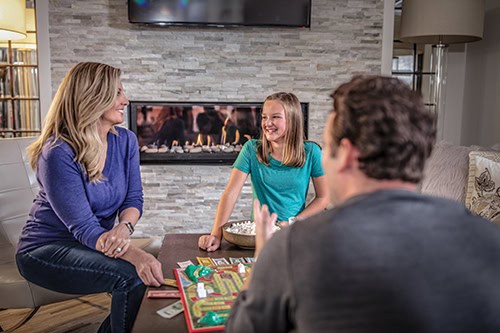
[{"xmin": 128, "ymin": 0, "xmax": 311, "ymax": 28}]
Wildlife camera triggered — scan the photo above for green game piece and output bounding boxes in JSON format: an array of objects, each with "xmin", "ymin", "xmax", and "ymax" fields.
[
  {"xmin": 185, "ymin": 264, "xmax": 199, "ymax": 282},
  {"xmin": 198, "ymin": 266, "xmax": 213, "ymax": 278},
  {"xmin": 198, "ymin": 311, "xmax": 226, "ymax": 326}
]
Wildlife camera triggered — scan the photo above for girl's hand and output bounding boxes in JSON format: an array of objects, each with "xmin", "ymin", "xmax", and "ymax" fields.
[{"xmin": 198, "ymin": 234, "xmax": 221, "ymax": 252}]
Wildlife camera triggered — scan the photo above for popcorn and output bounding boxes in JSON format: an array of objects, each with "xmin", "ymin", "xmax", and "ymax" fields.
[{"xmin": 224, "ymin": 220, "xmax": 279, "ymax": 235}]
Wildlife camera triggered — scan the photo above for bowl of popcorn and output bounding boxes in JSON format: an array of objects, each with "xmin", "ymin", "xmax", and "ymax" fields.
[{"xmin": 222, "ymin": 220, "xmax": 280, "ymax": 249}]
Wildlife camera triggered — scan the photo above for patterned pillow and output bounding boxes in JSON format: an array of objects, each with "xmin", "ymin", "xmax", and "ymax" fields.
[{"xmin": 465, "ymin": 151, "xmax": 500, "ymax": 225}]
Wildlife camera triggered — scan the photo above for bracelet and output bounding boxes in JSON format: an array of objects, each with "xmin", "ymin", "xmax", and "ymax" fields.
[
  {"xmin": 288, "ymin": 216, "xmax": 298, "ymax": 224},
  {"xmin": 120, "ymin": 221, "xmax": 135, "ymax": 235}
]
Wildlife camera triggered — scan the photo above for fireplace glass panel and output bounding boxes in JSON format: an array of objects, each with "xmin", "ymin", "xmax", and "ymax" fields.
[{"xmin": 129, "ymin": 101, "xmax": 309, "ymax": 164}]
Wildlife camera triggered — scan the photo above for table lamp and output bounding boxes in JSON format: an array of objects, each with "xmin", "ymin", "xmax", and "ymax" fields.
[{"xmin": 399, "ymin": 0, "xmax": 484, "ymax": 136}]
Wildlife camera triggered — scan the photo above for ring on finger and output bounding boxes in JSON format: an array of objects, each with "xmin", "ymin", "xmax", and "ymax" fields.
[{"xmin": 115, "ymin": 247, "xmax": 122, "ymax": 253}]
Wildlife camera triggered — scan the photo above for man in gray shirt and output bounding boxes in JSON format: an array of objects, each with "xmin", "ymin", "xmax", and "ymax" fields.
[{"xmin": 226, "ymin": 75, "xmax": 500, "ymax": 333}]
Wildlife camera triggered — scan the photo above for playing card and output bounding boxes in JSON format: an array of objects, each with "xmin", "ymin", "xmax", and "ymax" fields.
[
  {"xmin": 156, "ymin": 300, "xmax": 184, "ymax": 319},
  {"xmin": 244, "ymin": 257, "xmax": 255, "ymax": 263},
  {"xmin": 177, "ymin": 260, "xmax": 194, "ymax": 268},
  {"xmin": 147, "ymin": 290, "xmax": 180, "ymax": 299},
  {"xmin": 212, "ymin": 257, "xmax": 230, "ymax": 265},
  {"xmin": 163, "ymin": 278, "xmax": 178, "ymax": 287},
  {"xmin": 229, "ymin": 257, "xmax": 245, "ymax": 264},
  {"xmin": 196, "ymin": 257, "xmax": 215, "ymax": 267}
]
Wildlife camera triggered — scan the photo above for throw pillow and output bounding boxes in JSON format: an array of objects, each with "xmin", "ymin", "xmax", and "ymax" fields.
[{"xmin": 465, "ymin": 151, "xmax": 500, "ymax": 225}]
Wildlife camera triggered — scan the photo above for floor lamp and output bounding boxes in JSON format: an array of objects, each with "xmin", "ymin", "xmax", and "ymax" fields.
[
  {"xmin": 0, "ymin": 0, "xmax": 26, "ymax": 40},
  {"xmin": 399, "ymin": 0, "xmax": 484, "ymax": 140}
]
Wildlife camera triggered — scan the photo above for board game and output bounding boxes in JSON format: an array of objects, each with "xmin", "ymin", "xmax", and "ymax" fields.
[{"xmin": 174, "ymin": 263, "xmax": 252, "ymax": 333}]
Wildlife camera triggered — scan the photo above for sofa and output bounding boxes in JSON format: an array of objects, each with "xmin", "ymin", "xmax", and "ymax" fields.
[{"xmin": 420, "ymin": 141, "xmax": 500, "ymax": 225}]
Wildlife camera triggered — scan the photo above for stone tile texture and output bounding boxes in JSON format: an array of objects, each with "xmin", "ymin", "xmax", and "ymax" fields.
[{"xmin": 47, "ymin": 0, "xmax": 383, "ymax": 237}]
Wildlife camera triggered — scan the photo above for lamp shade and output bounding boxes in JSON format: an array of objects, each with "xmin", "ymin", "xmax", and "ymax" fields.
[
  {"xmin": 0, "ymin": 8, "xmax": 37, "ymax": 49},
  {"xmin": 400, "ymin": 0, "xmax": 485, "ymax": 45},
  {"xmin": 0, "ymin": 0, "xmax": 26, "ymax": 40}
]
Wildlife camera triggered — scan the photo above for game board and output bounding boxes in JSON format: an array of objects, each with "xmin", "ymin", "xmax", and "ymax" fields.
[{"xmin": 174, "ymin": 263, "xmax": 252, "ymax": 333}]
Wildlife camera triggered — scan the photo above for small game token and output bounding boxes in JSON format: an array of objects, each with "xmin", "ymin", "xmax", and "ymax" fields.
[
  {"xmin": 237, "ymin": 263, "xmax": 246, "ymax": 274},
  {"xmin": 177, "ymin": 260, "xmax": 194, "ymax": 268},
  {"xmin": 196, "ymin": 289, "xmax": 207, "ymax": 298},
  {"xmin": 212, "ymin": 257, "xmax": 230, "ymax": 265},
  {"xmin": 196, "ymin": 282, "xmax": 207, "ymax": 298},
  {"xmin": 163, "ymin": 278, "xmax": 178, "ymax": 287},
  {"xmin": 229, "ymin": 257, "xmax": 245, "ymax": 264},
  {"xmin": 196, "ymin": 257, "xmax": 215, "ymax": 267},
  {"xmin": 147, "ymin": 290, "xmax": 180, "ymax": 299},
  {"xmin": 156, "ymin": 300, "xmax": 184, "ymax": 319}
]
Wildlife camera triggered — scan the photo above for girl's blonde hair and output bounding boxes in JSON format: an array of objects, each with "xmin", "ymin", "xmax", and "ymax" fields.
[
  {"xmin": 27, "ymin": 62, "xmax": 121, "ymax": 182},
  {"xmin": 257, "ymin": 92, "xmax": 305, "ymax": 167}
]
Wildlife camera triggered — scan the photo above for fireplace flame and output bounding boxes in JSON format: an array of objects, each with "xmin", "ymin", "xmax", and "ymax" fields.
[
  {"xmin": 232, "ymin": 129, "xmax": 240, "ymax": 145},
  {"xmin": 207, "ymin": 135, "xmax": 211, "ymax": 146},
  {"xmin": 172, "ymin": 140, "xmax": 179, "ymax": 147},
  {"xmin": 196, "ymin": 134, "xmax": 203, "ymax": 146},
  {"xmin": 221, "ymin": 127, "xmax": 227, "ymax": 145}
]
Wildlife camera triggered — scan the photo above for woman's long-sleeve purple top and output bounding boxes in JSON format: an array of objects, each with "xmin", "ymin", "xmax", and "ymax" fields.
[{"xmin": 17, "ymin": 127, "xmax": 143, "ymax": 253}]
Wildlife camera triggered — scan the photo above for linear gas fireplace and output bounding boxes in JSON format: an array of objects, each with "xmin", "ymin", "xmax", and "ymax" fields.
[{"xmin": 128, "ymin": 101, "xmax": 309, "ymax": 164}]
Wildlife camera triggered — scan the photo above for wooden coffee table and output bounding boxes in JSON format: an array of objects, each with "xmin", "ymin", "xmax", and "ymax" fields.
[{"xmin": 132, "ymin": 233, "xmax": 254, "ymax": 333}]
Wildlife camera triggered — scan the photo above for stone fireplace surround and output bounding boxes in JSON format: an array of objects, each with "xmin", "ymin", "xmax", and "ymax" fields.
[{"xmin": 47, "ymin": 0, "xmax": 384, "ymax": 239}]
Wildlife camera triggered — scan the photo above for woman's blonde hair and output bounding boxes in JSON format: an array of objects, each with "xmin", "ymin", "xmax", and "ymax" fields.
[
  {"xmin": 257, "ymin": 92, "xmax": 305, "ymax": 167},
  {"xmin": 27, "ymin": 62, "xmax": 121, "ymax": 182}
]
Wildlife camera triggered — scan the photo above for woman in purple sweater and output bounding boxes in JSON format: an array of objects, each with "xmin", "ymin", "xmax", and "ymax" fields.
[{"xmin": 16, "ymin": 62, "xmax": 163, "ymax": 333}]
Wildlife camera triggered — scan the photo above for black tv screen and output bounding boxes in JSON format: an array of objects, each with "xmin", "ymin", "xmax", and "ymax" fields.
[{"xmin": 128, "ymin": 0, "xmax": 311, "ymax": 28}]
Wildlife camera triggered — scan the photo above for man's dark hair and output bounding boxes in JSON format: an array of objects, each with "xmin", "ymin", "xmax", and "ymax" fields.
[{"xmin": 330, "ymin": 75, "xmax": 436, "ymax": 183}]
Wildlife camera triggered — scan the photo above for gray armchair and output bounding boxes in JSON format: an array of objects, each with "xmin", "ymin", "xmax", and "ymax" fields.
[{"xmin": 0, "ymin": 137, "xmax": 159, "ymax": 332}]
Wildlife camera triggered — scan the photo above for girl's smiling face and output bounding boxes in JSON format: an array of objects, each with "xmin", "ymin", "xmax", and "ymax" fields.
[{"xmin": 261, "ymin": 100, "xmax": 287, "ymax": 144}]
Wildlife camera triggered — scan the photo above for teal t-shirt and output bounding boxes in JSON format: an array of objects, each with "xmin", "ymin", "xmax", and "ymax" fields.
[{"xmin": 232, "ymin": 139, "xmax": 324, "ymax": 222}]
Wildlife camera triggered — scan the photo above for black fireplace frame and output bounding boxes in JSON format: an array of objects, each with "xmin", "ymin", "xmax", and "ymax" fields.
[{"xmin": 128, "ymin": 100, "xmax": 309, "ymax": 165}]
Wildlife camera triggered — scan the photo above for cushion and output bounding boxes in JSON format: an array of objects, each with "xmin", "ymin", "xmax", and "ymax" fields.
[
  {"xmin": 465, "ymin": 151, "xmax": 500, "ymax": 225},
  {"xmin": 420, "ymin": 142, "xmax": 476, "ymax": 202}
]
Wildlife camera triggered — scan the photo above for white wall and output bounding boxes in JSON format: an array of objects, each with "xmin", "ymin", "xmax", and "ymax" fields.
[
  {"xmin": 441, "ymin": 44, "xmax": 466, "ymax": 145},
  {"xmin": 35, "ymin": 0, "xmax": 51, "ymax": 122},
  {"xmin": 459, "ymin": 0, "xmax": 500, "ymax": 146}
]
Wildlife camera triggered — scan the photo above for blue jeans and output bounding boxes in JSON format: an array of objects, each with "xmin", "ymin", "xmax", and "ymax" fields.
[{"xmin": 16, "ymin": 241, "xmax": 146, "ymax": 333}]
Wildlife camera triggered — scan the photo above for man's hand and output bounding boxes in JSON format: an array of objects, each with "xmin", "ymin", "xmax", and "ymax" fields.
[
  {"xmin": 253, "ymin": 199, "xmax": 278, "ymax": 259},
  {"xmin": 198, "ymin": 234, "xmax": 221, "ymax": 252}
]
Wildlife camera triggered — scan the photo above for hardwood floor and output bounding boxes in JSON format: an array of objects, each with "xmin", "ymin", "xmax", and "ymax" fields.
[{"xmin": 0, "ymin": 293, "xmax": 110, "ymax": 333}]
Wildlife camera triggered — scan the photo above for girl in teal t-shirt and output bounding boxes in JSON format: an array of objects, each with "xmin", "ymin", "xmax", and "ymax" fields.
[{"xmin": 199, "ymin": 92, "xmax": 329, "ymax": 252}]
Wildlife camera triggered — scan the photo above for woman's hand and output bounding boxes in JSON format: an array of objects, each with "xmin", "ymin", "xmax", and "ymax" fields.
[
  {"xmin": 97, "ymin": 224, "xmax": 131, "ymax": 258},
  {"xmin": 122, "ymin": 247, "xmax": 164, "ymax": 287},
  {"xmin": 253, "ymin": 199, "xmax": 278, "ymax": 258},
  {"xmin": 198, "ymin": 234, "xmax": 221, "ymax": 252}
]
